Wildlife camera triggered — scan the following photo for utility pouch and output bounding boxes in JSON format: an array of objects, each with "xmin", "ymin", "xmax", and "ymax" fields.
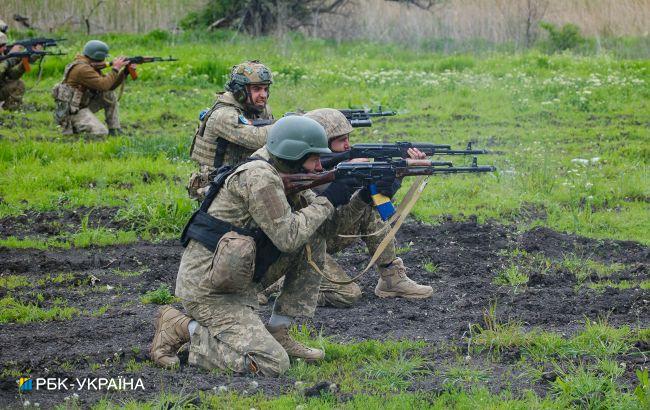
[{"xmin": 206, "ymin": 231, "xmax": 256, "ymax": 294}]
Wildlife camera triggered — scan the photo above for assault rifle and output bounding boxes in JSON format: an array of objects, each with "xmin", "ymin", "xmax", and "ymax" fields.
[
  {"xmin": 0, "ymin": 50, "xmax": 66, "ymax": 72},
  {"xmin": 91, "ymin": 56, "xmax": 178, "ymax": 80},
  {"xmin": 239, "ymin": 106, "xmax": 397, "ymax": 128},
  {"xmin": 337, "ymin": 106, "xmax": 397, "ymax": 127},
  {"xmin": 3, "ymin": 37, "xmax": 66, "ymax": 72},
  {"xmin": 320, "ymin": 141, "xmax": 488, "ymax": 169},
  {"xmin": 282, "ymin": 158, "xmax": 495, "ymax": 220},
  {"xmin": 7, "ymin": 37, "xmax": 65, "ymax": 51}
]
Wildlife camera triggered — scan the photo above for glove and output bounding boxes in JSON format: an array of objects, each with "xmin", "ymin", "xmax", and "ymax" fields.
[
  {"xmin": 359, "ymin": 177, "xmax": 402, "ymax": 204},
  {"xmin": 319, "ymin": 178, "xmax": 358, "ymax": 207},
  {"xmin": 376, "ymin": 177, "xmax": 401, "ymax": 199}
]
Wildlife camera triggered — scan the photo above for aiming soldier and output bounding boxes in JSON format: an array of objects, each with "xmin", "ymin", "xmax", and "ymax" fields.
[
  {"xmin": 0, "ymin": 32, "xmax": 42, "ymax": 110},
  {"xmin": 52, "ymin": 40, "xmax": 134, "ymax": 135},
  {"xmin": 150, "ymin": 116, "xmax": 376, "ymax": 374},
  {"xmin": 260, "ymin": 109, "xmax": 433, "ymax": 307}
]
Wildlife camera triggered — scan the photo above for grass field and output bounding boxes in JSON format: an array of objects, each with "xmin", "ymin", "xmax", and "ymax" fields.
[{"xmin": 0, "ymin": 30, "xmax": 648, "ymax": 408}]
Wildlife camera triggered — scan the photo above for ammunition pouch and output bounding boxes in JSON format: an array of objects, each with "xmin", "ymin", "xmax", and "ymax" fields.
[{"xmin": 51, "ymin": 82, "xmax": 84, "ymax": 119}]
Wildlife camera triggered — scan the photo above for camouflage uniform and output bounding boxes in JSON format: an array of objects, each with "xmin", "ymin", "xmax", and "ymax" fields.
[
  {"xmin": 0, "ymin": 33, "xmax": 29, "ymax": 111},
  {"xmin": 188, "ymin": 61, "xmax": 274, "ymax": 199},
  {"xmin": 51, "ymin": 54, "xmax": 125, "ymax": 135},
  {"xmin": 261, "ymin": 108, "xmax": 432, "ymax": 307},
  {"xmin": 0, "ymin": 58, "xmax": 26, "ymax": 110},
  {"xmin": 176, "ymin": 147, "xmax": 334, "ymax": 376}
]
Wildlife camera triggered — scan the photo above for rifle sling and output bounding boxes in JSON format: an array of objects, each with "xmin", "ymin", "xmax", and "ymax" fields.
[{"xmin": 307, "ymin": 175, "xmax": 429, "ymax": 285}]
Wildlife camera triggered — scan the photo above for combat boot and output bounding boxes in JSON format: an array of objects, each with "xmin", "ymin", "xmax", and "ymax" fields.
[
  {"xmin": 375, "ymin": 258, "xmax": 433, "ymax": 299},
  {"xmin": 266, "ymin": 325, "xmax": 325, "ymax": 362},
  {"xmin": 150, "ymin": 306, "xmax": 191, "ymax": 368}
]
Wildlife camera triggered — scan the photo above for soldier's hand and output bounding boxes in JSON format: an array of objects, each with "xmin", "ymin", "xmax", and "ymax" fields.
[
  {"xmin": 33, "ymin": 44, "xmax": 44, "ymax": 51},
  {"xmin": 349, "ymin": 157, "xmax": 370, "ymax": 163},
  {"xmin": 10, "ymin": 45, "xmax": 23, "ymax": 53},
  {"xmin": 111, "ymin": 57, "xmax": 128, "ymax": 70},
  {"xmin": 407, "ymin": 148, "xmax": 426, "ymax": 159}
]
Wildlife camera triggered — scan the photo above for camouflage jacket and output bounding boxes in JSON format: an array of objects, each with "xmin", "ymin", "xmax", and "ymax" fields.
[
  {"xmin": 190, "ymin": 91, "xmax": 273, "ymax": 171},
  {"xmin": 176, "ymin": 147, "xmax": 334, "ymax": 306},
  {"xmin": 63, "ymin": 54, "xmax": 126, "ymax": 93},
  {"xmin": 0, "ymin": 57, "xmax": 25, "ymax": 83}
]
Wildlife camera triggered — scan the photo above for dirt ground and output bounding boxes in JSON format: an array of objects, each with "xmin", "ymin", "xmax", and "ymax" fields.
[{"xmin": 0, "ymin": 210, "xmax": 648, "ymax": 408}]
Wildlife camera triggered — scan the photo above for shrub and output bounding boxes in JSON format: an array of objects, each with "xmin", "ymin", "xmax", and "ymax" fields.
[{"xmin": 540, "ymin": 22, "xmax": 585, "ymax": 53}]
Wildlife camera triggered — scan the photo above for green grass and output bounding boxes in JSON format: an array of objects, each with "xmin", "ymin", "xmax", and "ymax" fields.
[
  {"xmin": 0, "ymin": 31, "xmax": 647, "ymax": 246},
  {"xmin": 140, "ymin": 284, "xmax": 178, "ymax": 305},
  {"xmin": 493, "ymin": 264, "xmax": 529, "ymax": 288},
  {"xmin": 0, "ymin": 275, "xmax": 30, "ymax": 290},
  {"xmin": 0, "ymin": 296, "xmax": 79, "ymax": 324}
]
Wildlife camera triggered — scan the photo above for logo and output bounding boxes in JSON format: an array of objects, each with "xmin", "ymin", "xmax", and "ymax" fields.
[{"xmin": 18, "ymin": 377, "xmax": 32, "ymax": 392}]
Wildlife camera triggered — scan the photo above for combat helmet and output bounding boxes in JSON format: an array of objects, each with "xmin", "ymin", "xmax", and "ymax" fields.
[
  {"xmin": 267, "ymin": 116, "xmax": 331, "ymax": 162},
  {"xmin": 226, "ymin": 60, "xmax": 273, "ymax": 104},
  {"xmin": 0, "ymin": 32, "xmax": 7, "ymax": 46},
  {"xmin": 304, "ymin": 108, "xmax": 353, "ymax": 141},
  {"xmin": 83, "ymin": 40, "xmax": 110, "ymax": 61}
]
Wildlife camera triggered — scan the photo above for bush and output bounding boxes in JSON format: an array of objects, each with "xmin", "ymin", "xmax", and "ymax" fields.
[{"xmin": 540, "ymin": 22, "xmax": 585, "ymax": 53}]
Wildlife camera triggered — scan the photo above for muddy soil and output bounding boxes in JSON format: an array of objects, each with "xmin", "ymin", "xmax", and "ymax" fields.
[
  {"xmin": 0, "ymin": 219, "xmax": 648, "ymax": 408},
  {"xmin": 0, "ymin": 207, "xmax": 127, "ymax": 239}
]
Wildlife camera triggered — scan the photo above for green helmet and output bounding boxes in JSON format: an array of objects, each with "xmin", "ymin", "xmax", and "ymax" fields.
[
  {"xmin": 304, "ymin": 108, "xmax": 353, "ymax": 141},
  {"xmin": 0, "ymin": 32, "xmax": 7, "ymax": 46},
  {"xmin": 83, "ymin": 40, "xmax": 109, "ymax": 61},
  {"xmin": 267, "ymin": 116, "xmax": 331, "ymax": 161}
]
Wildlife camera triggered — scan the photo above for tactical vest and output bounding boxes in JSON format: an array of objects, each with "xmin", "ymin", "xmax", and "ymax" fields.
[
  {"xmin": 51, "ymin": 61, "xmax": 89, "ymax": 115},
  {"xmin": 190, "ymin": 99, "xmax": 272, "ymax": 170},
  {"xmin": 181, "ymin": 159, "xmax": 281, "ymax": 282},
  {"xmin": 189, "ymin": 100, "xmax": 230, "ymax": 169}
]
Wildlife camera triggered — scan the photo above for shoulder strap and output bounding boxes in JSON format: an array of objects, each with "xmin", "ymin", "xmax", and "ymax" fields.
[{"xmin": 62, "ymin": 60, "xmax": 88, "ymax": 82}]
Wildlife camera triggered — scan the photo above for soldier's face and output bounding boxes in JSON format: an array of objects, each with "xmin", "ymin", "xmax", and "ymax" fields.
[
  {"xmin": 247, "ymin": 84, "xmax": 269, "ymax": 108},
  {"xmin": 329, "ymin": 134, "xmax": 350, "ymax": 152},
  {"xmin": 302, "ymin": 154, "xmax": 323, "ymax": 173},
  {"xmin": 0, "ymin": 44, "xmax": 6, "ymax": 53}
]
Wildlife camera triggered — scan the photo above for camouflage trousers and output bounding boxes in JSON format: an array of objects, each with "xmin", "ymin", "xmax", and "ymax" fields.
[
  {"xmin": 262, "ymin": 197, "xmax": 398, "ymax": 308},
  {"xmin": 319, "ymin": 198, "xmax": 397, "ymax": 307},
  {"xmin": 0, "ymin": 79, "xmax": 25, "ymax": 111},
  {"xmin": 64, "ymin": 90, "xmax": 120, "ymax": 135},
  {"xmin": 181, "ymin": 232, "xmax": 326, "ymax": 376}
]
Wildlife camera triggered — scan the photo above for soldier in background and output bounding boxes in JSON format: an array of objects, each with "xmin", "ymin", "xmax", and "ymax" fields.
[
  {"xmin": 52, "ymin": 40, "xmax": 134, "ymax": 135},
  {"xmin": 187, "ymin": 60, "xmax": 274, "ymax": 199},
  {"xmin": 0, "ymin": 32, "xmax": 41, "ymax": 110}
]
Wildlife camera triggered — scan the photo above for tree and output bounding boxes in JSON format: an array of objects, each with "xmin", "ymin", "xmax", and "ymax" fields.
[{"xmin": 183, "ymin": 0, "xmax": 442, "ymax": 36}]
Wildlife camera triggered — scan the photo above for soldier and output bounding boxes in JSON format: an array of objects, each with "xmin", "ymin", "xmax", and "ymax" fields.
[
  {"xmin": 187, "ymin": 60, "xmax": 273, "ymax": 199},
  {"xmin": 0, "ymin": 32, "xmax": 41, "ymax": 110},
  {"xmin": 260, "ymin": 109, "xmax": 433, "ymax": 307},
  {"xmin": 51, "ymin": 40, "xmax": 133, "ymax": 135},
  {"xmin": 150, "ymin": 116, "xmax": 378, "ymax": 375}
]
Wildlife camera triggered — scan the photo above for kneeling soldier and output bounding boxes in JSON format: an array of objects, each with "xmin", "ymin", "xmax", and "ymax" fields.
[
  {"xmin": 52, "ymin": 40, "xmax": 133, "ymax": 135},
  {"xmin": 261, "ymin": 109, "xmax": 434, "ymax": 307},
  {"xmin": 0, "ymin": 32, "xmax": 41, "ymax": 110},
  {"xmin": 150, "ymin": 116, "xmax": 365, "ymax": 375}
]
